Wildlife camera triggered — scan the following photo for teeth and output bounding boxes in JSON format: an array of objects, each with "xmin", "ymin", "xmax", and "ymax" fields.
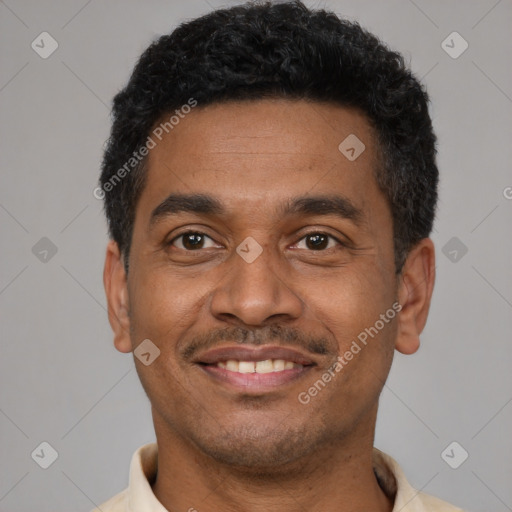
[
  {"xmin": 216, "ymin": 359, "xmax": 301, "ymax": 373},
  {"xmin": 238, "ymin": 361, "xmax": 255, "ymax": 373},
  {"xmin": 255, "ymin": 360, "xmax": 274, "ymax": 373},
  {"xmin": 226, "ymin": 360, "xmax": 239, "ymax": 372},
  {"xmin": 273, "ymin": 359, "xmax": 285, "ymax": 371}
]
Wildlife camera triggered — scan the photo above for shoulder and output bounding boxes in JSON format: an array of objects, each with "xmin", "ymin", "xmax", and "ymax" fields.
[
  {"xmin": 373, "ymin": 448, "xmax": 465, "ymax": 512},
  {"xmin": 90, "ymin": 488, "xmax": 128, "ymax": 512},
  {"xmin": 414, "ymin": 490, "xmax": 466, "ymax": 511}
]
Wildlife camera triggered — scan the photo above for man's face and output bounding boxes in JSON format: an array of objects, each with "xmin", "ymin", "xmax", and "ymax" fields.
[{"xmin": 119, "ymin": 99, "xmax": 401, "ymax": 469}]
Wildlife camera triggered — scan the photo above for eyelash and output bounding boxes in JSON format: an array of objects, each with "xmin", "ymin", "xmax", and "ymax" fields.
[{"xmin": 168, "ymin": 230, "xmax": 345, "ymax": 251}]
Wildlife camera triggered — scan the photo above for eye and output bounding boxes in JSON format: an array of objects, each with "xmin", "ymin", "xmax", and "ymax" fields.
[
  {"xmin": 169, "ymin": 231, "xmax": 219, "ymax": 251},
  {"xmin": 294, "ymin": 232, "xmax": 343, "ymax": 251}
]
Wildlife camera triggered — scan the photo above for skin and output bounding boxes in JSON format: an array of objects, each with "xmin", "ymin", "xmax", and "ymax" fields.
[{"xmin": 104, "ymin": 99, "xmax": 435, "ymax": 512}]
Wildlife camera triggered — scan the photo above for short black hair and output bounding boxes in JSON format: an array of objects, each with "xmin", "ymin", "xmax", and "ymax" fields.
[{"xmin": 100, "ymin": 0, "xmax": 438, "ymax": 273}]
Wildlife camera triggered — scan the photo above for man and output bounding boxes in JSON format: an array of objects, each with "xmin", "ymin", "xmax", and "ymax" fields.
[{"xmin": 96, "ymin": 1, "xmax": 463, "ymax": 510}]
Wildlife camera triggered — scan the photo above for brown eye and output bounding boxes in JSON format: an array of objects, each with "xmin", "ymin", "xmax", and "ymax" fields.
[
  {"xmin": 296, "ymin": 233, "xmax": 341, "ymax": 251},
  {"xmin": 170, "ymin": 232, "xmax": 216, "ymax": 250},
  {"xmin": 306, "ymin": 234, "xmax": 328, "ymax": 250}
]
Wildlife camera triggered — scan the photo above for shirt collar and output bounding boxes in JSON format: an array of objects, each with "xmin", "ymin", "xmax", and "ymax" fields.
[
  {"xmin": 125, "ymin": 443, "xmax": 452, "ymax": 512},
  {"xmin": 127, "ymin": 443, "xmax": 165, "ymax": 512}
]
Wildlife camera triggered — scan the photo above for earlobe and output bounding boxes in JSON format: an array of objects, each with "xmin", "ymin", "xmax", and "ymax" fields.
[
  {"xmin": 103, "ymin": 240, "xmax": 132, "ymax": 353},
  {"xmin": 395, "ymin": 238, "xmax": 436, "ymax": 355}
]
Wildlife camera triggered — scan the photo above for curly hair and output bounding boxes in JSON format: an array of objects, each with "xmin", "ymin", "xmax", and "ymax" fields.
[{"xmin": 100, "ymin": 0, "xmax": 438, "ymax": 273}]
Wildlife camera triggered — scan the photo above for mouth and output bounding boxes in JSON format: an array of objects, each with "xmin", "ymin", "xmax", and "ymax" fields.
[
  {"xmin": 215, "ymin": 359, "xmax": 303, "ymax": 373},
  {"xmin": 194, "ymin": 345, "xmax": 317, "ymax": 392}
]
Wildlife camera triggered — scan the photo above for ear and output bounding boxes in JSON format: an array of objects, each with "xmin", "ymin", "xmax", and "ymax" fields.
[
  {"xmin": 395, "ymin": 238, "xmax": 436, "ymax": 355},
  {"xmin": 103, "ymin": 240, "xmax": 132, "ymax": 353}
]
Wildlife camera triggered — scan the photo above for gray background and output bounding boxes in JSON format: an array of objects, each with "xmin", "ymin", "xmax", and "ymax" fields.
[{"xmin": 1, "ymin": 0, "xmax": 511, "ymax": 511}]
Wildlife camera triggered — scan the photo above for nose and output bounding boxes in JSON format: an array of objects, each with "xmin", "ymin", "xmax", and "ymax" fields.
[{"xmin": 209, "ymin": 242, "xmax": 303, "ymax": 327}]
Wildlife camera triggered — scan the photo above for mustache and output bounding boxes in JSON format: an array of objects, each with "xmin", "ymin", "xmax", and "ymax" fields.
[{"xmin": 180, "ymin": 324, "xmax": 336, "ymax": 361}]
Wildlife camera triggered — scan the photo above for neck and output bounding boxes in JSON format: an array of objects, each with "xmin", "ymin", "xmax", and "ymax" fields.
[{"xmin": 151, "ymin": 411, "xmax": 393, "ymax": 512}]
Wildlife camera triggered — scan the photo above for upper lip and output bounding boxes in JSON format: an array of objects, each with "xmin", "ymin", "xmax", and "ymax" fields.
[{"xmin": 195, "ymin": 345, "xmax": 317, "ymax": 366}]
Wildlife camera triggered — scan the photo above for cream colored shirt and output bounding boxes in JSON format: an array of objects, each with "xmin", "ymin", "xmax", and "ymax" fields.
[{"xmin": 92, "ymin": 443, "xmax": 464, "ymax": 512}]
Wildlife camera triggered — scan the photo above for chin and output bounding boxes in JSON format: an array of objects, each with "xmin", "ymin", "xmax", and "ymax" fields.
[{"xmin": 190, "ymin": 421, "xmax": 323, "ymax": 474}]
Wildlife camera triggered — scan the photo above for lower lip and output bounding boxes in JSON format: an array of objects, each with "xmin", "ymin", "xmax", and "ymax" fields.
[{"xmin": 198, "ymin": 364, "xmax": 313, "ymax": 391}]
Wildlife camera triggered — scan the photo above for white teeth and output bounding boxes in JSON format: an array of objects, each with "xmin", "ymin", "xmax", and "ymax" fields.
[
  {"xmin": 216, "ymin": 359, "xmax": 301, "ymax": 373},
  {"xmin": 238, "ymin": 361, "xmax": 255, "ymax": 373},
  {"xmin": 273, "ymin": 359, "xmax": 285, "ymax": 371},
  {"xmin": 255, "ymin": 360, "xmax": 274, "ymax": 374},
  {"xmin": 226, "ymin": 360, "xmax": 239, "ymax": 372}
]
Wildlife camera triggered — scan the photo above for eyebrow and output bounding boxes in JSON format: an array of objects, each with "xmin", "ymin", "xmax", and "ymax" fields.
[
  {"xmin": 150, "ymin": 194, "xmax": 224, "ymax": 227},
  {"xmin": 149, "ymin": 193, "xmax": 363, "ymax": 227},
  {"xmin": 279, "ymin": 195, "xmax": 363, "ymax": 225}
]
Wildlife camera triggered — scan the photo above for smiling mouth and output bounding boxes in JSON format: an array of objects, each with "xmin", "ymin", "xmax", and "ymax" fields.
[
  {"xmin": 198, "ymin": 361, "xmax": 313, "ymax": 390},
  {"xmin": 195, "ymin": 346, "xmax": 317, "ymax": 391},
  {"xmin": 212, "ymin": 359, "xmax": 303, "ymax": 373}
]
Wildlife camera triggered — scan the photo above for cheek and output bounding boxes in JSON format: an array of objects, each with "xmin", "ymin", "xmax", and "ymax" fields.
[
  {"xmin": 127, "ymin": 271, "xmax": 206, "ymax": 405},
  {"xmin": 314, "ymin": 277, "xmax": 396, "ymax": 395},
  {"xmin": 128, "ymin": 268, "xmax": 208, "ymax": 342},
  {"xmin": 306, "ymin": 266, "xmax": 397, "ymax": 387},
  {"xmin": 309, "ymin": 268, "xmax": 393, "ymax": 341}
]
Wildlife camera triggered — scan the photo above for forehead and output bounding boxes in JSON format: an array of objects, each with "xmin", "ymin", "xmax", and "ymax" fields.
[{"xmin": 138, "ymin": 99, "xmax": 384, "ymax": 221}]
